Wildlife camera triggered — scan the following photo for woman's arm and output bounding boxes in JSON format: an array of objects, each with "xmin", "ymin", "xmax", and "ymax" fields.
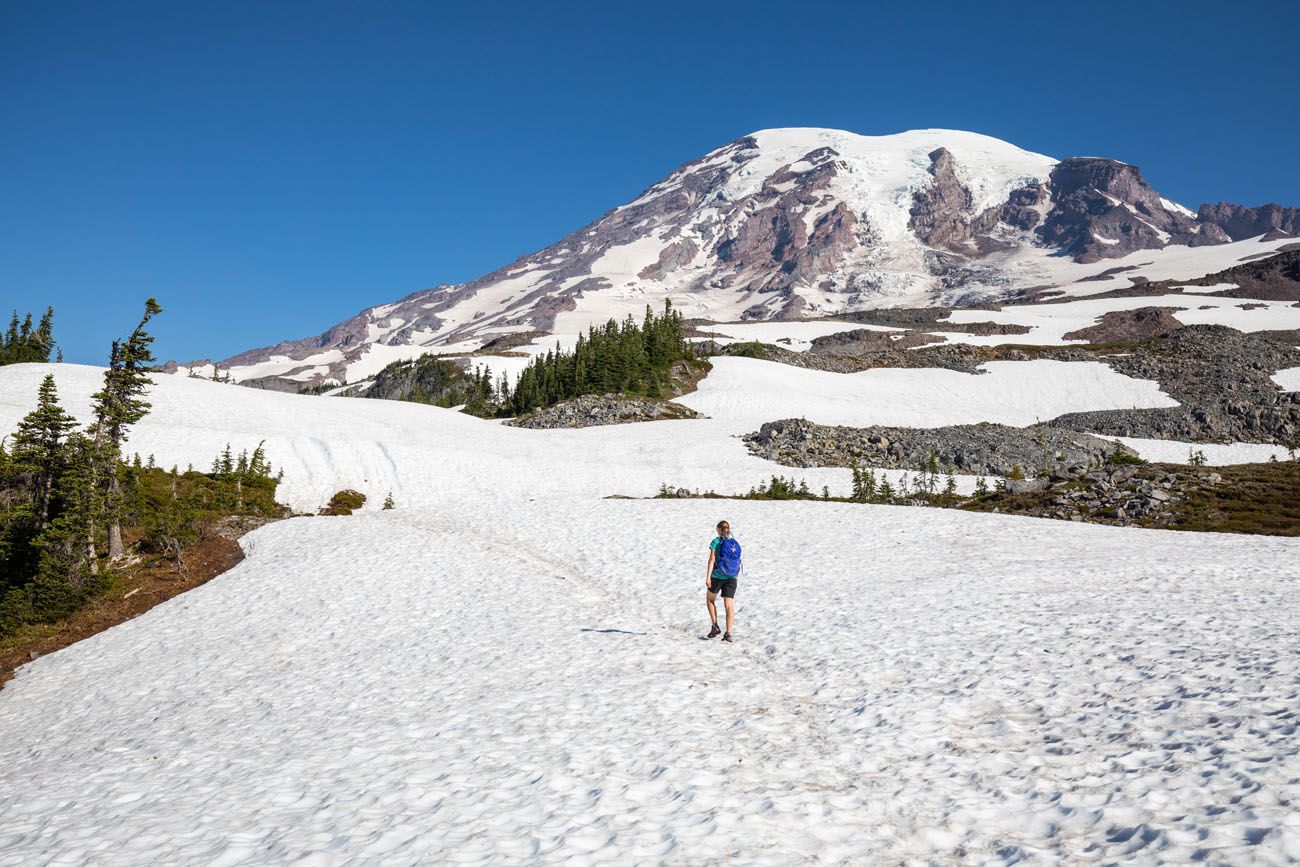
[{"xmin": 705, "ymin": 549, "xmax": 716, "ymax": 587}]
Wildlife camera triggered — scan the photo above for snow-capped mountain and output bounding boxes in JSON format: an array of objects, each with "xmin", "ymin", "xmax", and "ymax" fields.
[{"xmin": 197, "ymin": 128, "xmax": 1299, "ymax": 386}]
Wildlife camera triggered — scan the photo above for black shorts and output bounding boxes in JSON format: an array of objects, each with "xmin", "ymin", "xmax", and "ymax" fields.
[{"xmin": 708, "ymin": 578, "xmax": 738, "ymax": 599}]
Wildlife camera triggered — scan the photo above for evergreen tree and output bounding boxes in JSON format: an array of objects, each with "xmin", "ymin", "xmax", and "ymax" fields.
[
  {"xmin": 90, "ymin": 298, "xmax": 163, "ymax": 562},
  {"xmin": 924, "ymin": 453, "xmax": 940, "ymax": 496},
  {"xmin": 3, "ymin": 312, "xmax": 18, "ymax": 361},
  {"xmin": 34, "ymin": 308, "xmax": 54, "ymax": 361},
  {"xmin": 1, "ymin": 307, "xmax": 57, "ymax": 365},
  {"xmin": 34, "ymin": 431, "xmax": 101, "ymax": 585},
  {"xmin": 9, "ymin": 375, "xmax": 77, "ymax": 529},
  {"xmin": 504, "ymin": 300, "xmax": 688, "ymax": 416}
]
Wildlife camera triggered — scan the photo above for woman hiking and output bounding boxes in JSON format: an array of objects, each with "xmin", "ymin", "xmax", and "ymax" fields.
[{"xmin": 706, "ymin": 520, "xmax": 742, "ymax": 642}]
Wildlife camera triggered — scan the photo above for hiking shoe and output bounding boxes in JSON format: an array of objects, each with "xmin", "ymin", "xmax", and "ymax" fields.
[
  {"xmin": 722, "ymin": 632, "xmax": 733, "ymax": 643},
  {"xmin": 708, "ymin": 623, "xmax": 721, "ymax": 638}
]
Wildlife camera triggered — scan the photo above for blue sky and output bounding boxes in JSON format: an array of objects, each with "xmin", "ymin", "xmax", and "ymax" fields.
[{"xmin": 3, "ymin": 0, "xmax": 1298, "ymax": 364}]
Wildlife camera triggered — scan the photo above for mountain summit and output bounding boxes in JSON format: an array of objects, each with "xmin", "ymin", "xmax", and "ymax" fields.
[{"xmin": 206, "ymin": 128, "xmax": 1298, "ymax": 385}]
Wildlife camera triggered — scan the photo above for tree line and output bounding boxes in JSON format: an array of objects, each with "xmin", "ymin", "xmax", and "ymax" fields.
[
  {"xmin": 504, "ymin": 301, "xmax": 692, "ymax": 416},
  {"xmin": 362, "ymin": 300, "xmax": 696, "ymax": 418},
  {"xmin": 1, "ymin": 308, "xmax": 58, "ymax": 365},
  {"xmin": 0, "ymin": 299, "xmax": 282, "ymax": 637}
]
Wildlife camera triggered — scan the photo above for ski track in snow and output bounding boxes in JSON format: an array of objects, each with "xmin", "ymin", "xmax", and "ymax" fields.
[{"xmin": 1, "ymin": 364, "xmax": 1299, "ymax": 864}]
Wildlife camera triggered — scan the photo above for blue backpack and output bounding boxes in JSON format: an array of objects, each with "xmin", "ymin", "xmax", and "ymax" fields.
[{"xmin": 715, "ymin": 537, "xmax": 742, "ymax": 577}]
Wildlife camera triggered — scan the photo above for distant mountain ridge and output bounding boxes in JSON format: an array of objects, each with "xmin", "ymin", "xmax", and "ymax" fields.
[{"xmin": 193, "ymin": 127, "xmax": 1298, "ymax": 385}]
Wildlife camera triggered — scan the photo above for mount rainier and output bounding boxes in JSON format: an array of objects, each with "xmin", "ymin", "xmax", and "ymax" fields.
[{"xmin": 197, "ymin": 128, "xmax": 1299, "ymax": 386}]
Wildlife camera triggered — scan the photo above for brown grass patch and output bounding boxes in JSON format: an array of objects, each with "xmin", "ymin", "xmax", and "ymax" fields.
[{"xmin": 0, "ymin": 532, "xmax": 250, "ymax": 690}]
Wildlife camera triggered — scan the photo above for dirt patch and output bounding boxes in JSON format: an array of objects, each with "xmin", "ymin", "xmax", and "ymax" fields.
[{"xmin": 1, "ymin": 526, "xmax": 269, "ymax": 690}]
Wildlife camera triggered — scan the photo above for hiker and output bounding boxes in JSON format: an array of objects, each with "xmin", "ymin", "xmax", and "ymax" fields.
[{"xmin": 706, "ymin": 520, "xmax": 741, "ymax": 642}]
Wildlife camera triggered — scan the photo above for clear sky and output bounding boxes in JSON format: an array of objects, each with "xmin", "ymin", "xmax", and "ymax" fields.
[{"xmin": 3, "ymin": 0, "xmax": 1298, "ymax": 364}]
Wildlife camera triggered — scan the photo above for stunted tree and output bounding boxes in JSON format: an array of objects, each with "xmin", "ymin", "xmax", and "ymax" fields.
[{"xmin": 90, "ymin": 298, "xmax": 163, "ymax": 562}]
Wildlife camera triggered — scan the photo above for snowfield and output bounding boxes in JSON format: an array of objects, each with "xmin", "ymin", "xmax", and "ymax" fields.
[
  {"xmin": 2, "ymin": 363, "xmax": 1299, "ymax": 864},
  {"xmin": 676, "ymin": 357, "xmax": 1178, "ymax": 428},
  {"xmin": 1100, "ymin": 436, "xmax": 1298, "ymax": 466},
  {"xmin": 1274, "ymin": 365, "xmax": 1300, "ymax": 393}
]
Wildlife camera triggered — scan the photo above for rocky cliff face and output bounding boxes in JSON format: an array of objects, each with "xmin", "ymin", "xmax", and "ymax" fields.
[
  {"xmin": 1037, "ymin": 158, "xmax": 1207, "ymax": 262},
  {"xmin": 1197, "ymin": 202, "xmax": 1300, "ymax": 241},
  {"xmin": 197, "ymin": 128, "xmax": 1298, "ymax": 386}
]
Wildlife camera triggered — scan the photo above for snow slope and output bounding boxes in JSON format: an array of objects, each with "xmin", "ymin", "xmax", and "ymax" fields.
[
  {"xmin": 0, "ymin": 361, "xmax": 1174, "ymax": 509},
  {"xmin": 676, "ymin": 357, "xmax": 1178, "ymax": 427},
  {"xmin": 2, "ymin": 364, "xmax": 1300, "ymax": 864},
  {"xmin": 1099, "ymin": 436, "xmax": 1297, "ymax": 465}
]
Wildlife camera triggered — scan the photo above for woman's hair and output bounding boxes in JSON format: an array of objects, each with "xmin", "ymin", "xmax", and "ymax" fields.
[{"xmin": 716, "ymin": 520, "xmax": 731, "ymax": 536}]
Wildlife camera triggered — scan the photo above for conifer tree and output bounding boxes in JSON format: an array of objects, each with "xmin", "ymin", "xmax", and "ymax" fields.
[
  {"xmin": 34, "ymin": 431, "xmax": 100, "ymax": 584},
  {"xmin": 10, "ymin": 375, "xmax": 77, "ymax": 529},
  {"xmin": 34, "ymin": 308, "xmax": 54, "ymax": 361},
  {"xmin": 1, "ymin": 307, "xmax": 56, "ymax": 365},
  {"xmin": 90, "ymin": 298, "xmax": 163, "ymax": 562}
]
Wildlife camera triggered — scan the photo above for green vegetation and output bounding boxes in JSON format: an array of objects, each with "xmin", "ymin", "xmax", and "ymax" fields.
[
  {"xmin": 1, "ymin": 308, "xmax": 57, "ymax": 365},
  {"xmin": 721, "ymin": 340, "xmax": 770, "ymax": 360},
  {"xmin": 366, "ymin": 355, "xmax": 498, "ymax": 415},
  {"xmin": 1159, "ymin": 461, "xmax": 1300, "ymax": 536},
  {"xmin": 658, "ymin": 459, "xmax": 966, "ymax": 507},
  {"xmin": 360, "ymin": 301, "xmax": 695, "ymax": 419},
  {"xmin": 1105, "ymin": 451, "xmax": 1148, "ymax": 466},
  {"xmin": 504, "ymin": 301, "xmax": 691, "ymax": 416},
  {"xmin": 321, "ymin": 489, "xmax": 367, "ymax": 516},
  {"xmin": 0, "ymin": 299, "xmax": 286, "ymax": 639}
]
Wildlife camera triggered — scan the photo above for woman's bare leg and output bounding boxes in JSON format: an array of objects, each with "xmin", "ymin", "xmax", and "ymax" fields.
[
  {"xmin": 723, "ymin": 597, "xmax": 735, "ymax": 635},
  {"xmin": 706, "ymin": 590, "xmax": 719, "ymax": 626}
]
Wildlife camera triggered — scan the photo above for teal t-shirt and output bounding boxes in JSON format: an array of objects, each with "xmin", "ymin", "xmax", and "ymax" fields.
[{"xmin": 710, "ymin": 536, "xmax": 739, "ymax": 581}]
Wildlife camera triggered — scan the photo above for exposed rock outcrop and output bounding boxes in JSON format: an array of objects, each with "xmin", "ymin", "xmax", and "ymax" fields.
[
  {"xmin": 1186, "ymin": 249, "xmax": 1300, "ymax": 301},
  {"xmin": 1197, "ymin": 202, "xmax": 1300, "ymax": 241},
  {"xmin": 1061, "ymin": 307, "xmax": 1183, "ymax": 342},
  {"xmin": 1037, "ymin": 158, "xmax": 1198, "ymax": 263},
  {"xmin": 1046, "ymin": 326, "xmax": 1300, "ymax": 443},
  {"xmin": 506, "ymin": 394, "xmax": 699, "ymax": 429},
  {"xmin": 744, "ymin": 417, "xmax": 1124, "ymax": 476}
]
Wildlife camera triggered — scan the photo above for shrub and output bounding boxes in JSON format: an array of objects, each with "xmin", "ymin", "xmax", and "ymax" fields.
[
  {"xmin": 724, "ymin": 341, "xmax": 770, "ymax": 360},
  {"xmin": 321, "ymin": 490, "xmax": 367, "ymax": 516}
]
